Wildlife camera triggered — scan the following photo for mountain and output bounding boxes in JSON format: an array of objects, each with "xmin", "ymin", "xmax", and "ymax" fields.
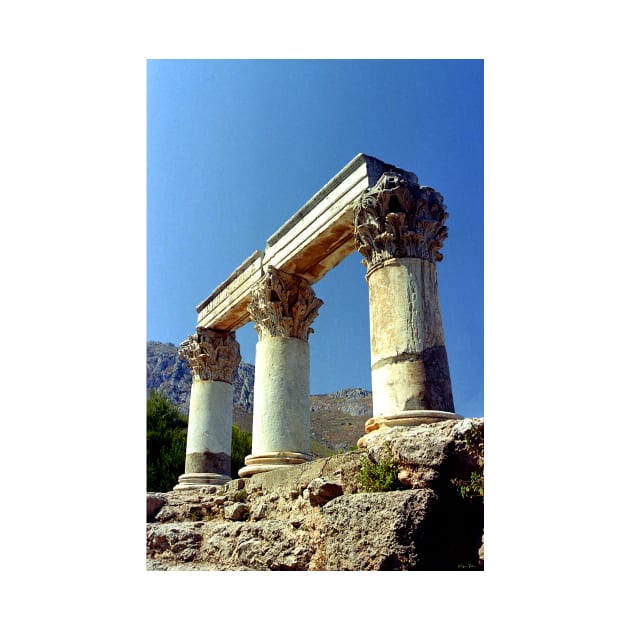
[
  {"xmin": 147, "ymin": 340, "xmax": 255, "ymax": 413},
  {"xmin": 147, "ymin": 341, "xmax": 372, "ymax": 452}
]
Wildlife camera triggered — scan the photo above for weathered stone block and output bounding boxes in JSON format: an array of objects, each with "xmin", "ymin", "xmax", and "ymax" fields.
[
  {"xmin": 224, "ymin": 502, "xmax": 248, "ymax": 521},
  {"xmin": 147, "ymin": 493, "xmax": 167, "ymax": 522},
  {"xmin": 319, "ymin": 489, "xmax": 437, "ymax": 570},
  {"xmin": 307, "ymin": 477, "xmax": 343, "ymax": 507},
  {"xmin": 250, "ymin": 500, "xmax": 267, "ymax": 521}
]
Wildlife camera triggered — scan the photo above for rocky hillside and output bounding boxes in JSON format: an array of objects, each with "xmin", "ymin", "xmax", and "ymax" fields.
[
  {"xmin": 308, "ymin": 389, "xmax": 371, "ymax": 451},
  {"xmin": 147, "ymin": 341, "xmax": 255, "ymax": 413},
  {"xmin": 147, "ymin": 341, "xmax": 372, "ymax": 452}
]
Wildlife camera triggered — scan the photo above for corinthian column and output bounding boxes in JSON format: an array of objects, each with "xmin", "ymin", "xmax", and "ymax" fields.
[
  {"xmin": 354, "ymin": 172, "xmax": 461, "ymax": 444},
  {"xmin": 238, "ymin": 266, "xmax": 323, "ymax": 477},
  {"xmin": 174, "ymin": 327, "xmax": 241, "ymax": 488}
]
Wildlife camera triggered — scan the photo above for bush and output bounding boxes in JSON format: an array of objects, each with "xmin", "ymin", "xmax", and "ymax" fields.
[
  {"xmin": 146, "ymin": 389, "xmax": 254, "ymax": 489},
  {"xmin": 231, "ymin": 424, "xmax": 252, "ymax": 478},
  {"xmin": 233, "ymin": 489, "xmax": 248, "ymax": 503},
  {"xmin": 452, "ymin": 471, "xmax": 484, "ymax": 499},
  {"xmin": 357, "ymin": 445, "xmax": 402, "ymax": 493},
  {"xmin": 451, "ymin": 423, "xmax": 484, "ymax": 500},
  {"xmin": 146, "ymin": 390, "xmax": 187, "ymax": 492}
]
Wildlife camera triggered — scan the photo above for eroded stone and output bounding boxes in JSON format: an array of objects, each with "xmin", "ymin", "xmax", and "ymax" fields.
[{"xmin": 307, "ymin": 477, "xmax": 343, "ymax": 507}]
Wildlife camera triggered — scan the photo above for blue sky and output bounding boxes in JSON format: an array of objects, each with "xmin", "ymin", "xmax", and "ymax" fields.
[{"xmin": 147, "ymin": 59, "xmax": 483, "ymax": 417}]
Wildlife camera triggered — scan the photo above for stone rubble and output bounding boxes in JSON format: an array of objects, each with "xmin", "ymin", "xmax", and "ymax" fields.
[{"xmin": 147, "ymin": 418, "xmax": 484, "ymax": 571}]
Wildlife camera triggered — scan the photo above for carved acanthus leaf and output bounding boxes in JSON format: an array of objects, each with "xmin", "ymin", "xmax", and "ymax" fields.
[
  {"xmin": 178, "ymin": 328, "xmax": 241, "ymax": 383},
  {"xmin": 353, "ymin": 172, "xmax": 449, "ymax": 269},
  {"xmin": 247, "ymin": 266, "xmax": 323, "ymax": 341}
]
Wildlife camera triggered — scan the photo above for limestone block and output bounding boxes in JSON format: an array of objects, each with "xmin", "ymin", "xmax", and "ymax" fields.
[
  {"xmin": 147, "ymin": 494, "xmax": 167, "ymax": 522},
  {"xmin": 219, "ymin": 520, "xmax": 312, "ymax": 570},
  {"xmin": 307, "ymin": 477, "xmax": 343, "ymax": 507},
  {"xmin": 250, "ymin": 500, "xmax": 267, "ymax": 521},
  {"xmin": 224, "ymin": 502, "xmax": 248, "ymax": 521},
  {"xmin": 319, "ymin": 489, "xmax": 438, "ymax": 570},
  {"xmin": 359, "ymin": 419, "xmax": 484, "ymax": 490},
  {"xmin": 146, "ymin": 523, "xmax": 204, "ymax": 560}
]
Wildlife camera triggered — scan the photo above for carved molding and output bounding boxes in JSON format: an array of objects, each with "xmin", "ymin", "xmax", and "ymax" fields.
[
  {"xmin": 353, "ymin": 172, "xmax": 449, "ymax": 269},
  {"xmin": 247, "ymin": 266, "xmax": 323, "ymax": 341},
  {"xmin": 178, "ymin": 328, "xmax": 241, "ymax": 383}
]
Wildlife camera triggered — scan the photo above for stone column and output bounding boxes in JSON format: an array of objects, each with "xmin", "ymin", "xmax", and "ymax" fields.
[
  {"xmin": 174, "ymin": 327, "xmax": 241, "ymax": 488},
  {"xmin": 238, "ymin": 266, "xmax": 323, "ymax": 477},
  {"xmin": 354, "ymin": 172, "xmax": 461, "ymax": 444}
]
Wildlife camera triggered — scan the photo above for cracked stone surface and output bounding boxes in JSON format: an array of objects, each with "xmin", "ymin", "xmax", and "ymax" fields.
[{"xmin": 147, "ymin": 419, "xmax": 484, "ymax": 571}]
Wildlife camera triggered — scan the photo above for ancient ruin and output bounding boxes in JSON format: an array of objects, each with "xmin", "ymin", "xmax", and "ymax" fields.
[
  {"xmin": 176, "ymin": 154, "xmax": 461, "ymax": 486},
  {"xmin": 174, "ymin": 328, "xmax": 240, "ymax": 488}
]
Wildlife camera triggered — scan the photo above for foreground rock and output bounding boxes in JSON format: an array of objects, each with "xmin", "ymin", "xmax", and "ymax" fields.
[{"xmin": 147, "ymin": 418, "xmax": 484, "ymax": 571}]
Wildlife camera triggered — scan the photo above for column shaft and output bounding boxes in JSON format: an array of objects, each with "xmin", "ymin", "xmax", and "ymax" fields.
[
  {"xmin": 184, "ymin": 378, "xmax": 233, "ymax": 477},
  {"xmin": 251, "ymin": 336, "xmax": 310, "ymax": 456},
  {"xmin": 368, "ymin": 257, "xmax": 454, "ymax": 416}
]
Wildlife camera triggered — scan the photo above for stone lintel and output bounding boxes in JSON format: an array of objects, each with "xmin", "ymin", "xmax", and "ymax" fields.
[
  {"xmin": 262, "ymin": 155, "xmax": 416, "ymax": 283},
  {"xmin": 196, "ymin": 154, "xmax": 416, "ymax": 331},
  {"xmin": 196, "ymin": 250, "xmax": 264, "ymax": 331}
]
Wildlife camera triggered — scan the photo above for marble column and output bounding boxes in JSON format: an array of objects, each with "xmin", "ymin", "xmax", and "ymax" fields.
[
  {"xmin": 354, "ymin": 172, "xmax": 461, "ymax": 445},
  {"xmin": 174, "ymin": 327, "xmax": 241, "ymax": 488},
  {"xmin": 238, "ymin": 266, "xmax": 323, "ymax": 477}
]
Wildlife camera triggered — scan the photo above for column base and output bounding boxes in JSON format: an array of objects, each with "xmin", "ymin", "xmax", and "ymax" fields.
[
  {"xmin": 173, "ymin": 472, "xmax": 231, "ymax": 489},
  {"xmin": 238, "ymin": 451, "xmax": 312, "ymax": 478},
  {"xmin": 358, "ymin": 410, "xmax": 463, "ymax": 448}
]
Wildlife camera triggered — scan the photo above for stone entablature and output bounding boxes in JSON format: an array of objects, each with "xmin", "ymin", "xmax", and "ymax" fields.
[
  {"xmin": 354, "ymin": 172, "xmax": 449, "ymax": 273},
  {"xmin": 195, "ymin": 154, "xmax": 416, "ymax": 332},
  {"xmin": 196, "ymin": 250, "xmax": 264, "ymax": 333},
  {"xmin": 247, "ymin": 266, "xmax": 323, "ymax": 341},
  {"xmin": 178, "ymin": 328, "xmax": 241, "ymax": 383}
]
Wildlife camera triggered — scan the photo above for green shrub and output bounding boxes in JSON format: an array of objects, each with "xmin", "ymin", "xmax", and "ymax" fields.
[
  {"xmin": 233, "ymin": 489, "xmax": 248, "ymax": 503},
  {"xmin": 464, "ymin": 424, "xmax": 484, "ymax": 461},
  {"xmin": 188, "ymin": 507, "xmax": 206, "ymax": 521},
  {"xmin": 451, "ymin": 423, "xmax": 484, "ymax": 500},
  {"xmin": 146, "ymin": 390, "xmax": 254, "ymax": 490},
  {"xmin": 357, "ymin": 445, "xmax": 402, "ymax": 493},
  {"xmin": 452, "ymin": 471, "xmax": 484, "ymax": 499},
  {"xmin": 146, "ymin": 390, "xmax": 187, "ymax": 492},
  {"xmin": 231, "ymin": 424, "xmax": 252, "ymax": 478}
]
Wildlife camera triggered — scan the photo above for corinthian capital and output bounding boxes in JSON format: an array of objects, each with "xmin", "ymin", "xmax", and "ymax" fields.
[
  {"xmin": 178, "ymin": 328, "xmax": 241, "ymax": 383},
  {"xmin": 247, "ymin": 266, "xmax": 323, "ymax": 341},
  {"xmin": 353, "ymin": 172, "xmax": 449, "ymax": 269}
]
